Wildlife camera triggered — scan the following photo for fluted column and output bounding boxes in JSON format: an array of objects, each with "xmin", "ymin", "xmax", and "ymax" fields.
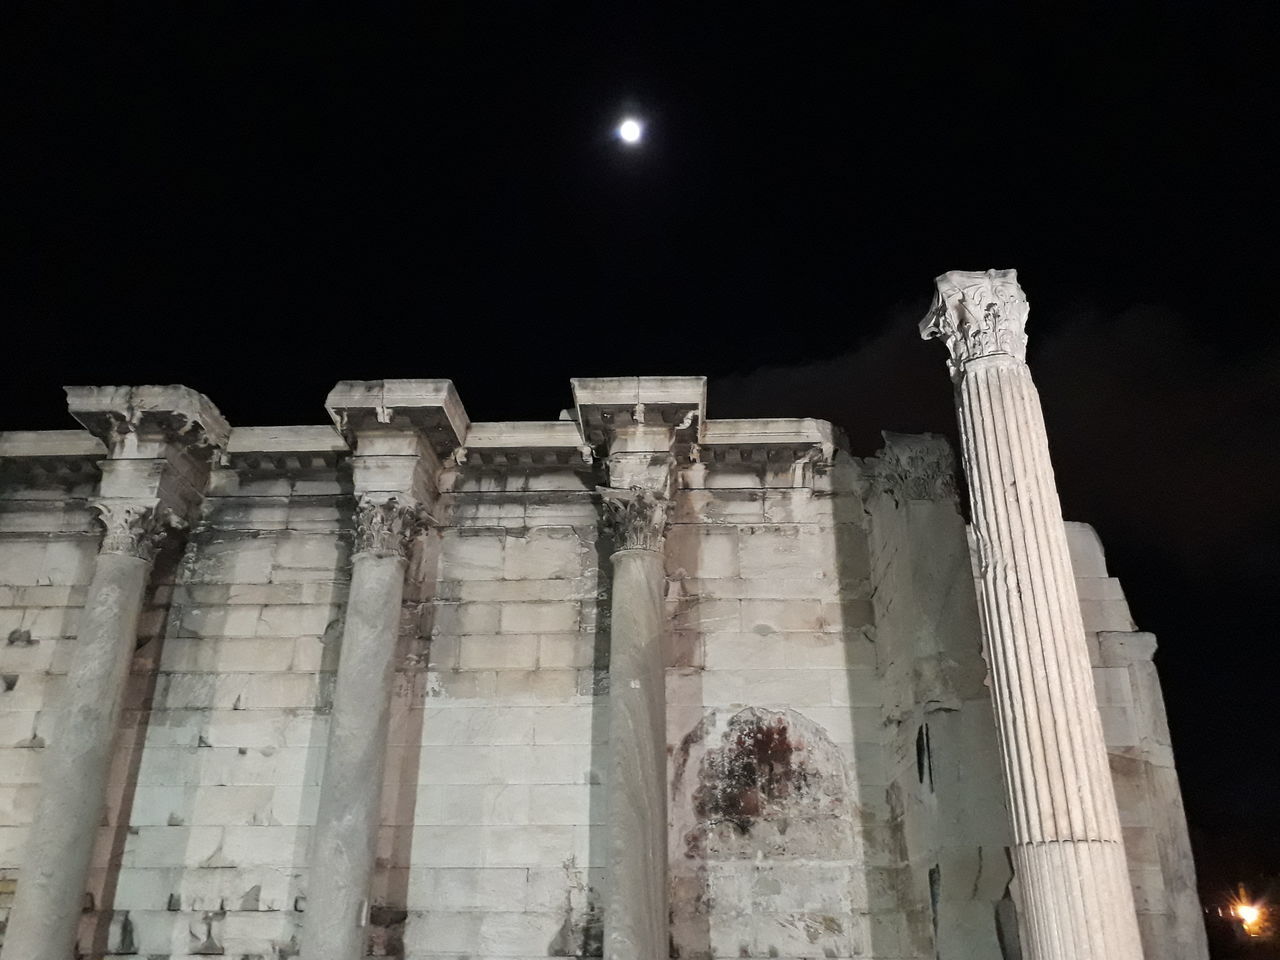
[
  {"xmin": 601, "ymin": 488, "xmax": 670, "ymax": 960},
  {"xmin": 301, "ymin": 496, "xmax": 425, "ymax": 960},
  {"xmin": 920, "ymin": 270, "xmax": 1143, "ymax": 960},
  {"xmin": 3, "ymin": 386, "xmax": 226, "ymax": 960}
]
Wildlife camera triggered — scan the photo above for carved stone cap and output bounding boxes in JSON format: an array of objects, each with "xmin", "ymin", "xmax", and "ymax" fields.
[
  {"xmin": 325, "ymin": 380, "xmax": 469, "ymax": 457},
  {"xmin": 571, "ymin": 376, "xmax": 704, "ymax": 453},
  {"xmin": 919, "ymin": 269, "xmax": 1029, "ymax": 374},
  {"xmin": 866, "ymin": 431, "xmax": 959, "ymax": 503},
  {"xmin": 65, "ymin": 385, "xmax": 230, "ymax": 458},
  {"xmin": 600, "ymin": 487, "xmax": 669, "ymax": 554},
  {"xmin": 353, "ymin": 495, "xmax": 430, "ymax": 560},
  {"xmin": 93, "ymin": 499, "xmax": 182, "ymax": 563}
]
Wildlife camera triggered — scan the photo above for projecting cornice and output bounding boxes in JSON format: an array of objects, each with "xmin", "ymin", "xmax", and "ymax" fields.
[
  {"xmin": 570, "ymin": 376, "xmax": 705, "ymax": 453},
  {"xmin": 224, "ymin": 425, "xmax": 350, "ymax": 475},
  {"xmin": 324, "ymin": 379, "xmax": 469, "ymax": 457},
  {"xmin": 65, "ymin": 384, "xmax": 230, "ymax": 458},
  {"xmin": 0, "ymin": 430, "xmax": 106, "ymax": 489},
  {"xmin": 455, "ymin": 421, "xmax": 593, "ymax": 467},
  {"xmin": 699, "ymin": 418, "xmax": 834, "ymax": 465}
]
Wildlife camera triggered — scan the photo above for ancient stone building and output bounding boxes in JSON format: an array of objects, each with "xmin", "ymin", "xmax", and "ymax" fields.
[{"xmin": 0, "ymin": 272, "xmax": 1204, "ymax": 959}]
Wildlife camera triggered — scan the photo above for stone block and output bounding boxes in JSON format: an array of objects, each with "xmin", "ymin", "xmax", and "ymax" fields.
[
  {"xmin": 527, "ymin": 783, "xmax": 598, "ymax": 825},
  {"xmin": 704, "ymin": 632, "xmax": 788, "ymax": 670},
  {"xmin": 254, "ymin": 602, "xmax": 342, "ymax": 638},
  {"xmin": 175, "ymin": 604, "xmax": 264, "ymax": 639},
  {"xmin": 1099, "ymin": 705, "xmax": 1139, "ymax": 746},
  {"xmin": 665, "ymin": 524, "xmax": 740, "ymax": 580},
  {"xmin": 158, "ymin": 637, "xmax": 296, "ymax": 673},
  {"xmin": 39, "ymin": 539, "xmax": 98, "ymax": 585},
  {"xmin": 459, "ymin": 634, "xmax": 539, "ymax": 671},
  {"xmin": 1065, "ymin": 521, "xmax": 1109, "ymax": 577},
  {"xmin": 485, "ymin": 824, "xmax": 581, "ymax": 867},
  {"xmin": 1076, "ymin": 576, "xmax": 1127, "ymax": 601},
  {"xmin": 667, "ymin": 597, "xmax": 740, "ymax": 633},
  {"xmin": 440, "ymin": 530, "xmax": 506, "ymax": 581},
  {"xmin": 740, "ymin": 598, "xmax": 824, "ymax": 634},
  {"xmin": 531, "ymin": 705, "xmax": 600, "ymax": 745},
  {"xmin": 1099, "ymin": 631, "xmax": 1158, "ymax": 667},
  {"xmin": 184, "ymin": 537, "xmax": 276, "ymax": 585},
  {"xmin": 738, "ymin": 525, "xmax": 826, "ymax": 580},
  {"xmin": 1080, "ymin": 598, "xmax": 1136, "ymax": 633},
  {"xmin": 503, "ymin": 527, "xmax": 584, "ymax": 580},
  {"xmin": 499, "ymin": 601, "xmax": 579, "ymax": 634},
  {"xmin": 430, "ymin": 601, "xmax": 503, "ymax": 636},
  {"xmin": 417, "ymin": 706, "xmax": 537, "ymax": 747},
  {"xmin": 493, "ymin": 668, "xmax": 579, "ymax": 703},
  {"xmin": 271, "ymin": 533, "xmax": 346, "ymax": 571},
  {"xmin": 537, "ymin": 632, "xmax": 596, "ymax": 669}
]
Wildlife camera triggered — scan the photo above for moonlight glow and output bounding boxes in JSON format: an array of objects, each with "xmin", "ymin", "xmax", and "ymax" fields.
[{"xmin": 617, "ymin": 118, "xmax": 643, "ymax": 144}]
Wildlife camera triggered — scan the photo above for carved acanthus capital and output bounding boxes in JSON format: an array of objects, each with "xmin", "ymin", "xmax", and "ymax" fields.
[
  {"xmin": 354, "ymin": 496, "xmax": 429, "ymax": 560},
  {"xmin": 866, "ymin": 432, "xmax": 959, "ymax": 503},
  {"xmin": 601, "ymin": 488, "xmax": 669, "ymax": 553},
  {"xmin": 93, "ymin": 499, "xmax": 182, "ymax": 562},
  {"xmin": 919, "ymin": 269, "xmax": 1029, "ymax": 376}
]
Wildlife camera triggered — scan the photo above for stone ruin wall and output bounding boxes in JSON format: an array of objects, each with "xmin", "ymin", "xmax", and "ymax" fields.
[{"xmin": 0, "ymin": 416, "xmax": 1203, "ymax": 960}]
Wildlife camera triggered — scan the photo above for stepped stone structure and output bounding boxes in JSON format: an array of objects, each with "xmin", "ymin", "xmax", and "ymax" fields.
[{"xmin": 0, "ymin": 272, "xmax": 1204, "ymax": 959}]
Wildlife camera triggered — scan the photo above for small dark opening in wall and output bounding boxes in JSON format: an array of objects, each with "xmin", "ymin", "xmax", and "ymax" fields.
[
  {"xmin": 915, "ymin": 722, "xmax": 936, "ymax": 791},
  {"xmin": 929, "ymin": 863, "xmax": 941, "ymax": 945},
  {"xmin": 925, "ymin": 723, "xmax": 935, "ymax": 792},
  {"xmin": 6, "ymin": 629, "xmax": 33, "ymax": 646},
  {"xmin": 1, "ymin": 675, "xmax": 16, "ymax": 692}
]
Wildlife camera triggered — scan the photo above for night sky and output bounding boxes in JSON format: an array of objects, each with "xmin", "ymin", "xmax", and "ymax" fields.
[{"xmin": 6, "ymin": 1, "xmax": 1277, "ymax": 908}]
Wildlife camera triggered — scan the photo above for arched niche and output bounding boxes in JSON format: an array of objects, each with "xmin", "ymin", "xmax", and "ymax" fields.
[{"xmin": 670, "ymin": 707, "xmax": 867, "ymax": 959}]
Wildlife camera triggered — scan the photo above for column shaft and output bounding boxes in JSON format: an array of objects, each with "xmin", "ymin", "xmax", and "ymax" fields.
[
  {"xmin": 302, "ymin": 552, "xmax": 407, "ymax": 960},
  {"xmin": 604, "ymin": 548, "xmax": 668, "ymax": 960},
  {"xmin": 958, "ymin": 357, "xmax": 1143, "ymax": 960},
  {"xmin": 3, "ymin": 553, "xmax": 151, "ymax": 960}
]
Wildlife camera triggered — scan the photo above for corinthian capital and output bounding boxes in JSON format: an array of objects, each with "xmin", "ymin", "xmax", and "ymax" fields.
[
  {"xmin": 601, "ymin": 488, "xmax": 669, "ymax": 553},
  {"xmin": 919, "ymin": 269, "xmax": 1029, "ymax": 374},
  {"xmin": 354, "ymin": 496, "xmax": 429, "ymax": 560},
  {"xmin": 93, "ymin": 500, "xmax": 181, "ymax": 562},
  {"xmin": 868, "ymin": 431, "xmax": 959, "ymax": 503}
]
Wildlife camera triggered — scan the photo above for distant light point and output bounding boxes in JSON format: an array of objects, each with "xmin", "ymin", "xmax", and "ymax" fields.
[{"xmin": 618, "ymin": 118, "xmax": 643, "ymax": 145}]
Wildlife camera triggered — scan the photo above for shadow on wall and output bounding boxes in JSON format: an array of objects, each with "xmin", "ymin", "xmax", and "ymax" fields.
[
  {"xmin": 368, "ymin": 522, "xmax": 438, "ymax": 959},
  {"xmin": 853, "ymin": 433, "xmax": 1022, "ymax": 960},
  {"xmin": 550, "ymin": 498, "xmax": 611, "ymax": 957},
  {"xmin": 89, "ymin": 537, "xmax": 185, "ymax": 957},
  {"xmin": 88, "ymin": 473, "xmax": 359, "ymax": 959}
]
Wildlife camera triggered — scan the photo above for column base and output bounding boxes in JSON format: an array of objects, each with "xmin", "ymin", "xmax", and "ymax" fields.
[{"xmin": 1012, "ymin": 839, "xmax": 1144, "ymax": 960}]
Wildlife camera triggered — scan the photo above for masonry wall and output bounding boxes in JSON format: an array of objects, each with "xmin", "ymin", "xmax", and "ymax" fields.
[
  {"xmin": 1066, "ymin": 522, "xmax": 1209, "ymax": 960},
  {"xmin": 860, "ymin": 437, "xmax": 1019, "ymax": 960},
  {"xmin": 664, "ymin": 453, "xmax": 879, "ymax": 959},
  {"xmin": 394, "ymin": 461, "xmax": 605, "ymax": 958},
  {"xmin": 0, "ymin": 430, "xmax": 1205, "ymax": 960}
]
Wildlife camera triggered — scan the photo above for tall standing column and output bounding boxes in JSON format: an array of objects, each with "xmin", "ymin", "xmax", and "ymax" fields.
[
  {"xmin": 3, "ymin": 386, "xmax": 227, "ymax": 960},
  {"xmin": 920, "ymin": 270, "xmax": 1143, "ymax": 960},
  {"xmin": 301, "ymin": 497, "xmax": 425, "ymax": 960},
  {"xmin": 601, "ymin": 488, "xmax": 670, "ymax": 960},
  {"xmin": 569, "ymin": 376, "xmax": 703, "ymax": 959},
  {"xmin": 302, "ymin": 379, "xmax": 466, "ymax": 960}
]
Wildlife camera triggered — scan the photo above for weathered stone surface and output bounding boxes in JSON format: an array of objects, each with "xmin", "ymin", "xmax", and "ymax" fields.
[{"xmin": 0, "ymin": 373, "xmax": 1204, "ymax": 960}]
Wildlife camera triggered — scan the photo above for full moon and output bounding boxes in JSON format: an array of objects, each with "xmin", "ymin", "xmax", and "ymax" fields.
[{"xmin": 617, "ymin": 118, "xmax": 643, "ymax": 144}]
